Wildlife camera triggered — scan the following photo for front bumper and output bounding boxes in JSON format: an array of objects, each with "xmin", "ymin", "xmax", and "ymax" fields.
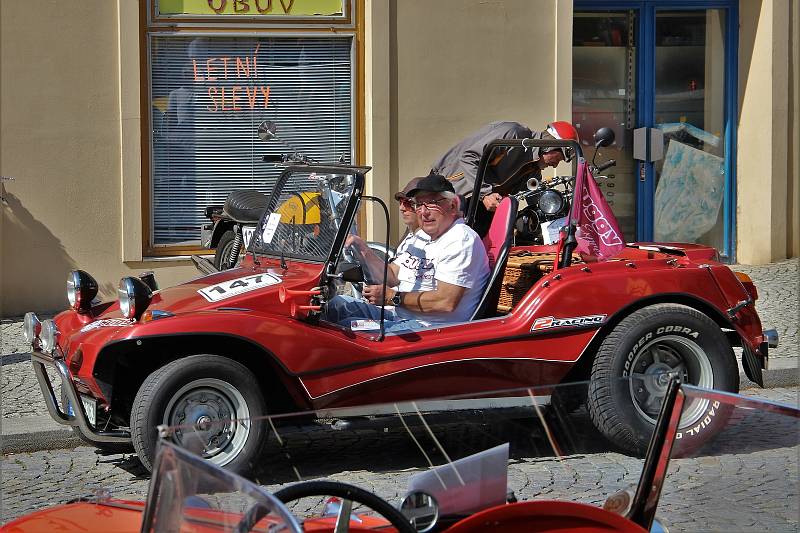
[{"xmin": 31, "ymin": 349, "xmax": 130, "ymax": 443}]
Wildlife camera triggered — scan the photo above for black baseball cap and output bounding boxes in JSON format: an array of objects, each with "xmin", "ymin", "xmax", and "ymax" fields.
[
  {"xmin": 405, "ymin": 172, "xmax": 455, "ymax": 198},
  {"xmin": 394, "ymin": 177, "xmax": 423, "ymax": 200}
]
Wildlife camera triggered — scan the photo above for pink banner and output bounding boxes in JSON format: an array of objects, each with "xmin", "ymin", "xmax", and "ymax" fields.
[{"xmin": 568, "ymin": 160, "xmax": 625, "ymax": 260}]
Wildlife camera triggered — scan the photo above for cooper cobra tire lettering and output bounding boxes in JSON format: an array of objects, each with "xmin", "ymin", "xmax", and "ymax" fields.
[{"xmin": 587, "ymin": 303, "xmax": 738, "ymax": 457}]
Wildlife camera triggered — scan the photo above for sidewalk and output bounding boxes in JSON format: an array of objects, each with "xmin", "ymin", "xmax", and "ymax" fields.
[{"xmin": 2, "ymin": 259, "xmax": 797, "ymax": 453}]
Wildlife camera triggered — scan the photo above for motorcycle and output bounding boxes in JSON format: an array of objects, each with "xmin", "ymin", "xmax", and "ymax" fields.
[
  {"xmin": 513, "ymin": 127, "xmax": 617, "ymax": 245},
  {"xmin": 196, "ymin": 121, "xmax": 393, "ymax": 275}
]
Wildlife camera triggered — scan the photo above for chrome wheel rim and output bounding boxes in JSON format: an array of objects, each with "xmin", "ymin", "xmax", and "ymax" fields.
[
  {"xmin": 163, "ymin": 378, "xmax": 251, "ymax": 467},
  {"xmin": 628, "ymin": 335, "xmax": 713, "ymax": 426}
]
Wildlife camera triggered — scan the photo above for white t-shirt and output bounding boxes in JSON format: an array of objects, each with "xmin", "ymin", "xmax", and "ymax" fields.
[{"xmin": 393, "ymin": 219, "xmax": 489, "ymax": 324}]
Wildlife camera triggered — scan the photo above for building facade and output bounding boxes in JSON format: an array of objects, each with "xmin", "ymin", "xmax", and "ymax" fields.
[{"xmin": 1, "ymin": 0, "xmax": 797, "ymax": 316}]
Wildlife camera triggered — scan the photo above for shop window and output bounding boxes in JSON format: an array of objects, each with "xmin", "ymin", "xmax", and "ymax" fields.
[{"xmin": 144, "ymin": 1, "xmax": 356, "ymax": 253}]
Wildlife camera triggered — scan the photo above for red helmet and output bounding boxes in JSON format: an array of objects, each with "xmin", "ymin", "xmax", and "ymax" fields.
[{"xmin": 545, "ymin": 121, "xmax": 580, "ymax": 161}]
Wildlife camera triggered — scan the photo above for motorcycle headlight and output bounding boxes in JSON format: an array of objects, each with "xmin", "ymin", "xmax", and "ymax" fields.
[
  {"xmin": 67, "ymin": 270, "xmax": 99, "ymax": 313},
  {"xmin": 538, "ymin": 189, "xmax": 565, "ymax": 215},
  {"xmin": 118, "ymin": 277, "xmax": 153, "ymax": 320},
  {"xmin": 23, "ymin": 312, "xmax": 41, "ymax": 344},
  {"xmin": 40, "ymin": 319, "xmax": 59, "ymax": 353}
]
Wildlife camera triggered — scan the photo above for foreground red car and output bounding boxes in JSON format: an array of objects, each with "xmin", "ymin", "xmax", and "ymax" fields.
[{"xmin": 23, "ymin": 138, "xmax": 777, "ymax": 472}]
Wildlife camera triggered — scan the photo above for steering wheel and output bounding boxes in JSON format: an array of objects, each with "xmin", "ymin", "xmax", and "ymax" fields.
[{"xmin": 274, "ymin": 480, "xmax": 415, "ymax": 533}]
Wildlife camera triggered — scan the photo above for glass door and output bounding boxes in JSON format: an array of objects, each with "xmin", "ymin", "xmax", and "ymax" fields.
[
  {"xmin": 573, "ymin": 11, "xmax": 639, "ymax": 241},
  {"xmin": 652, "ymin": 10, "xmax": 727, "ymax": 251},
  {"xmin": 573, "ymin": 2, "xmax": 736, "ymax": 258}
]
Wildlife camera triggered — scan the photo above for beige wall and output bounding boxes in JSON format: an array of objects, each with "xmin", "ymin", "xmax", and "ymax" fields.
[
  {"xmin": 738, "ymin": 0, "xmax": 799, "ymax": 263},
  {"xmin": 365, "ymin": 0, "xmax": 572, "ymax": 243},
  {"xmin": 2, "ymin": 0, "xmax": 797, "ymax": 316},
  {"xmin": 0, "ymin": 1, "xmax": 194, "ymax": 317}
]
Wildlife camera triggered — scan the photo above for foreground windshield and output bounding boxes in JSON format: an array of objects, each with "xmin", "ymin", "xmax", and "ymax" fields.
[
  {"xmin": 661, "ymin": 386, "xmax": 799, "ymax": 532},
  {"xmin": 160, "ymin": 379, "xmax": 655, "ymax": 529},
  {"xmin": 250, "ymin": 168, "xmax": 359, "ymax": 262},
  {"xmin": 143, "ymin": 441, "xmax": 300, "ymax": 532}
]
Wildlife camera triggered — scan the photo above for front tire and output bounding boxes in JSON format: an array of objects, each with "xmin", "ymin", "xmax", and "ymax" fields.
[
  {"xmin": 131, "ymin": 355, "xmax": 267, "ymax": 473},
  {"xmin": 588, "ymin": 304, "xmax": 738, "ymax": 456}
]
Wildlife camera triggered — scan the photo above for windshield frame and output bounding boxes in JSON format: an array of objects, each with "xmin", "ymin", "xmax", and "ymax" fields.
[{"xmin": 249, "ymin": 163, "xmax": 370, "ymax": 265}]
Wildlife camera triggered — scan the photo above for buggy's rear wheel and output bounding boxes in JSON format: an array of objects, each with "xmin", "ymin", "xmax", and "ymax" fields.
[{"xmin": 588, "ymin": 304, "xmax": 738, "ymax": 456}]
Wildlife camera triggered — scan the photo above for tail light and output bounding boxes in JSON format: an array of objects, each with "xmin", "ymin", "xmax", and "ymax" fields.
[{"xmin": 734, "ymin": 271, "xmax": 758, "ymax": 301}]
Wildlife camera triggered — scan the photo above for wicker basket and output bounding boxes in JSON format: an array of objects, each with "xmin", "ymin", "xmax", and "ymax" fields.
[{"xmin": 497, "ymin": 252, "xmax": 579, "ymax": 312}]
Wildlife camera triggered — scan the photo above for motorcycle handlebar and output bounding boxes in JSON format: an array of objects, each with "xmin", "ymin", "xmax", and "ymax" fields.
[{"xmin": 593, "ymin": 159, "xmax": 616, "ymax": 173}]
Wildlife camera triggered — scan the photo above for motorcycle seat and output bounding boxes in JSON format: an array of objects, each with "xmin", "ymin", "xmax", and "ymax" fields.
[{"xmin": 223, "ymin": 190, "xmax": 268, "ymax": 223}]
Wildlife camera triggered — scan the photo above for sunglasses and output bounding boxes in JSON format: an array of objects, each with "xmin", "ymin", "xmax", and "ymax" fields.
[
  {"xmin": 410, "ymin": 198, "xmax": 449, "ymax": 211},
  {"xmin": 398, "ymin": 198, "xmax": 414, "ymax": 209}
]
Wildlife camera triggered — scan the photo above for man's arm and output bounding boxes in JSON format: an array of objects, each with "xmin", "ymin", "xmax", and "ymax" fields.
[
  {"xmin": 383, "ymin": 282, "xmax": 465, "ymax": 313},
  {"xmin": 346, "ymin": 234, "xmax": 399, "ymax": 286}
]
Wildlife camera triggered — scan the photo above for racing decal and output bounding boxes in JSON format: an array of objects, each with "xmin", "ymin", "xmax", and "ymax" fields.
[
  {"xmin": 198, "ymin": 273, "xmax": 282, "ymax": 302},
  {"xmin": 80, "ymin": 318, "xmax": 134, "ymax": 332},
  {"xmin": 532, "ymin": 314, "xmax": 607, "ymax": 332}
]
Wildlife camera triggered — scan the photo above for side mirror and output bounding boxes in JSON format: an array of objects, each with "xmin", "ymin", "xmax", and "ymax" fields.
[
  {"xmin": 257, "ymin": 120, "xmax": 278, "ymax": 141},
  {"xmin": 593, "ymin": 127, "xmax": 616, "ymax": 148}
]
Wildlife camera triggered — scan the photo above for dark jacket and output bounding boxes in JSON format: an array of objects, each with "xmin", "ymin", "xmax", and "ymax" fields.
[{"xmin": 430, "ymin": 121, "xmax": 545, "ymax": 198}]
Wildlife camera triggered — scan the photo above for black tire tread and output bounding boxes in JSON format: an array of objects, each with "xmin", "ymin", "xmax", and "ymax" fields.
[{"xmin": 588, "ymin": 303, "xmax": 735, "ymax": 454}]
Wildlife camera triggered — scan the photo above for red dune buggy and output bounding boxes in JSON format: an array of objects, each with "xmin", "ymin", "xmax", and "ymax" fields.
[{"xmin": 23, "ymin": 137, "xmax": 777, "ymax": 472}]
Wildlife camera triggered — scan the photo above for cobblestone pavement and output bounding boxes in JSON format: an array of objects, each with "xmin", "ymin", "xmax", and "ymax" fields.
[
  {"xmin": 733, "ymin": 258, "xmax": 799, "ymax": 360},
  {"xmin": 1, "ymin": 385, "xmax": 797, "ymax": 530}
]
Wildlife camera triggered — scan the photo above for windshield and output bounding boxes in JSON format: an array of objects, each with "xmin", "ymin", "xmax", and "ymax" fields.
[
  {"xmin": 250, "ymin": 166, "xmax": 363, "ymax": 262},
  {"xmin": 152, "ymin": 377, "xmax": 800, "ymax": 532},
  {"xmin": 659, "ymin": 385, "xmax": 800, "ymax": 532},
  {"xmin": 158, "ymin": 379, "xmax": 661, "ymax": 531},
  {"xmin": 142, "ymin": 440, "xmax": 301, "ymax": 532}
]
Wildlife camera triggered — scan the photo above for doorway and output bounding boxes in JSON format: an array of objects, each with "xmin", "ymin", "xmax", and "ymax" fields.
[{"xmin": 573, "ymin": 2, "xmax": 737, "ymax": 259}]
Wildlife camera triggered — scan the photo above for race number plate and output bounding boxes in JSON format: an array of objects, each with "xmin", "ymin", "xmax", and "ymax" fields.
[
  {"xmin": 242, "ymin": 226, "xmax": 255, "ymax": 248},
  {"xmin": 197, "ymin": 273, "xmax": 282, "ymax": 302}
]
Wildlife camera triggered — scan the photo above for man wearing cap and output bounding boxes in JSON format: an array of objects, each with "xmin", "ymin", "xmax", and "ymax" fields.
[
  {"xmin": 325, "ymin": 173, "xmax": 490, "ymax": 333},
  {"xmin": 430, "ymin": 121, "xmax": 579, "ymax": 216}
]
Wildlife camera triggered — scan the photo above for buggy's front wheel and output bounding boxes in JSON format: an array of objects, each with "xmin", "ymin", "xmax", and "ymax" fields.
[{"xmin": 131, "ymin": 355, "xmax": 267, "ymax": 473}]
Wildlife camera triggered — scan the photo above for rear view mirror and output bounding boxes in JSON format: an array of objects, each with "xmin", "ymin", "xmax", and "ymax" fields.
[{"xmin": 593, "ymin": 127, "xmax": 615, "ymax": 148}]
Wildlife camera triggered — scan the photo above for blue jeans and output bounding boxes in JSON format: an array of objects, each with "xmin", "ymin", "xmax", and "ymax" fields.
[{"xmin": 325, "ymin": 295, "xmax": 430, "ymax": 333}]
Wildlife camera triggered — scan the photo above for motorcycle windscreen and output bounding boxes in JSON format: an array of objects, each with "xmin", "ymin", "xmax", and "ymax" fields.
[{"xmin": 250, "ymin": 168, "xmax": 358, "ymax": 263}]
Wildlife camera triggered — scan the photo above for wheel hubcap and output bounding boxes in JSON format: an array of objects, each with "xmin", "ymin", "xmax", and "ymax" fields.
[
  {"xmin": 163, "ymin": 379, "xmax": 251, "ymax": 467},
  {"xmin": 629, "ymin": 335, "xmax": 713, "ymax": 426}
]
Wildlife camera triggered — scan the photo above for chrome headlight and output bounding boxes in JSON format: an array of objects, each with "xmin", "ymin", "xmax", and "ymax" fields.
[
  {"xmin": 118, "ymin": 277, "xmax": 153, "ymax": 320},
  {"xmin": 538, "ymin": 189, "xmax": 565, "ymax": 215},
  {"xmin": 40, "ymin": 319, "xmax": 59, "ymax": 353},
  {"xmin": 67, "ymin": 270, "xmax": 99, "ymax": 313},
  {"xmin": 23, "ymin": 312, "xmax": 41, "ymax": 344}
]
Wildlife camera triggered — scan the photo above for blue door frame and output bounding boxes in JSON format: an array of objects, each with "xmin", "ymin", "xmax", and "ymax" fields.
[{"xmin": 574, "ymin": 0, "xmax": 739, "ymax": 260}]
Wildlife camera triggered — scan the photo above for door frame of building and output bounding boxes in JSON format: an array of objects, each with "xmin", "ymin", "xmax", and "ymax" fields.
[{"xmin": 574, "ymin": 0, "xmax": 739, "ymax": 260}]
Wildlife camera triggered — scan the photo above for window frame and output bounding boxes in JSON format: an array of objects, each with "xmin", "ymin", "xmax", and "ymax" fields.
[{"xmin": 139, "ymin": 0, "xmax": 364, "ymax": 257}]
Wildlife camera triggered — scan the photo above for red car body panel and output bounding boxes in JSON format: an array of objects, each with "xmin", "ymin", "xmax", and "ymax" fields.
[{"xmin": 51, "ymin": 242, "xmax": 763, "ymax": 415}]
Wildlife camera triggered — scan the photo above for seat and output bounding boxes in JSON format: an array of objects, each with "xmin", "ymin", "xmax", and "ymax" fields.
[
  {"xmin": 223, "ymin": 189, "xmax": 269, "ymax": 223},
  {"xmin": 470, "ymin": 196, "xmax": 519, "ymax": 320}
]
